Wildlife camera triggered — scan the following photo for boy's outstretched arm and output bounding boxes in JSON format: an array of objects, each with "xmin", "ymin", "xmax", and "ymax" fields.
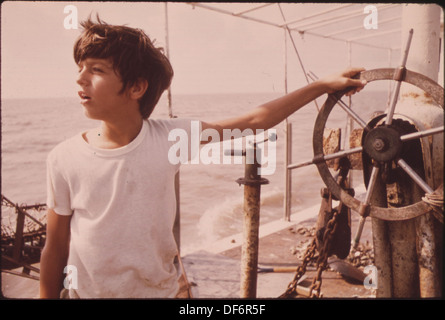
[
  {"xmin": 40, "ymin": 209, "xmax": 71, "ymax": 298},
  {"xmin": 202, "ymin": 67, "xmax": 366, "ymax": 135}
]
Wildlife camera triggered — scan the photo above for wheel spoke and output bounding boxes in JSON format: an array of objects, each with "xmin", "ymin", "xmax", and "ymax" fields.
[
  {"xmin": 400, "ymin": 125, "xmax": 444, "ymax": 142},
  {"xmin": 397, "ymin": 158, "xmax": 434, "ymax": 194},
  {"xmin": 385, "ymin": 79, "xmax": 402, "ymax": 126},
  {"xmin": 287, "ymin": 159, "xmax": 316, "ymax": 170},
  {"xmin": 385, "ymin": 29, "xmax": 414, "ymax": 126},
  {"xmin": 352, "ymin": 165, "xmax": 379, "ymax": 249},
  {"xmin": 363, "ymin": 165, "xmax": 380, "ymax": 205},
  {"xmin": 323, "ymin": 146, "xmax": 363, "ymax": 162},
  {"xmin": 333, "ymin": 97, "xmax": 369, "ymax": 130},
  {"xmin": 287, "ymin": 146, "xmax": 363, "ymax": 170}
]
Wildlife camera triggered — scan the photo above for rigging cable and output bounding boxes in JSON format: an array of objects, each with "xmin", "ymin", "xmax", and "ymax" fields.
[{"xmin": 277, "ymin": 3, "xmax": 320, "ymax": 111}]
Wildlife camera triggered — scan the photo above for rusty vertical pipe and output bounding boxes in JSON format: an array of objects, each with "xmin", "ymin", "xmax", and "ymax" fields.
[
  {"xmin": 387, "ymin": 219, "xmax": 419, "ymax": 297},
  {"xmin": 240, "ymin": 146, "xmax": 260, "ymax": 298},
  {"xmin": 371, "ymin": 218, "xmax": 392, "ymax": 297},
  {"xmin": 385, "ymin": 160, "xmax": 422, "ymax": 297},
  {"xmin": 416, "ymin": 212, "xmax": 442, "ymax": 297},
  {"xmin": 369, "ymin": 171, "xmax": 393, "ymax": 298},
  {"xmin": 240, "ymin": 183, "xmax": 260, "ymax": 297},
  {"xmin": 239, "ymin": 145, "xmax": 268, "ymax": 298}
]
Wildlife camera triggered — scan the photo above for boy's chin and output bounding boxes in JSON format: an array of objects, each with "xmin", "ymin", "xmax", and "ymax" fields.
[{"xmin": 82, "ymin": 108, "xmax": 102, "ymax": 121}]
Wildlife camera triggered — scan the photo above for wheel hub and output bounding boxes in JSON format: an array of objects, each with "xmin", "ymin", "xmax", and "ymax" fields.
[{"xmin": 363, "ymin": 126, "xmax": 402, "ymax": 162}]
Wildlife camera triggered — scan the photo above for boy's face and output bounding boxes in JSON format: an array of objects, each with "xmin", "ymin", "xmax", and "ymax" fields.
[{"xmin": 77, "ymin": 58, "xmax": 133, "ymax": 121}]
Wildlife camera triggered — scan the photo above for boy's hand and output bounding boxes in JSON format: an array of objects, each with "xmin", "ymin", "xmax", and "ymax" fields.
[{"xmin": 320, "ymin": 67, "xmax": 367, "ymax": 96}]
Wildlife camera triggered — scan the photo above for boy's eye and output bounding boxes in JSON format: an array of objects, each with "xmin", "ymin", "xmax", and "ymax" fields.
[{"xmin": 92, "ymin": 67, "xmax": 103, "ymax": 73}]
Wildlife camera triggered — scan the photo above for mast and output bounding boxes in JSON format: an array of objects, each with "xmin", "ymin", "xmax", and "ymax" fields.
[
  {"xmin": 400, "ymin": 4, "xmax": 442, "ymax": 299},
  {"xmin": 373, "ymin": 4, "xmax": 443, "ymax": 298},
  {"xmin": 400, "ymin": 4, "xmax": 441, "ymax": 99},
  {"xmin": 164, "ymin": 2, "xmax": 173, "ymax": 119}
]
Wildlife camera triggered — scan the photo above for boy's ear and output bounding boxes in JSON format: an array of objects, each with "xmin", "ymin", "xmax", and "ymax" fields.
[{"xmin": 130, "ymin": 78, "xmax": 148, "ymax": 100}]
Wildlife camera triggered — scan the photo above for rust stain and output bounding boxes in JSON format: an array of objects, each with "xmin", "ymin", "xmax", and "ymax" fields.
[{"xmin": 403, "ymin": 91, "xmax": 434, "ymax": 104}]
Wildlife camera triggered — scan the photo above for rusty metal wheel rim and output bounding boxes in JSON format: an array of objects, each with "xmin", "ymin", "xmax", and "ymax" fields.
[{"xmin": 313, "ymin": 68, "xmax": 444, "ymax": 221}]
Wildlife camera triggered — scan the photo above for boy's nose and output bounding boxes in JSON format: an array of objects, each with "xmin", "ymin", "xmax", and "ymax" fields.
[{"xmin": 77, "ymin": 68, "xmax": 89, "ymax": 86}]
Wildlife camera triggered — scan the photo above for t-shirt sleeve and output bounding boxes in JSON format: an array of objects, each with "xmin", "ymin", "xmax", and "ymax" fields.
[{"xmin": 46, "ymin": 150, "xmax": 73, "ymax": 216}]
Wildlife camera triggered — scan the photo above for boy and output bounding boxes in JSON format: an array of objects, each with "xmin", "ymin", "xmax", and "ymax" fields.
[{"xmin": 39, "ymin": 17, "xmax": 366, "ymax": 299}]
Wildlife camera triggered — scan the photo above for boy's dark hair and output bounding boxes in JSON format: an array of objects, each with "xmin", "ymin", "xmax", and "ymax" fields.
[{"xmin": 73, "ymin": 16, "xmax": 173, "ymax": 119}]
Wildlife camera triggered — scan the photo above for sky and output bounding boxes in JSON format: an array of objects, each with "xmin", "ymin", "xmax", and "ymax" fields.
[
  {"xmin": 1, "ymin": 1, "xmax": 284, "ymax": 98},
  {"xmin": 1, "ymin": 2, "xmax": 435, "ymax": 99}
]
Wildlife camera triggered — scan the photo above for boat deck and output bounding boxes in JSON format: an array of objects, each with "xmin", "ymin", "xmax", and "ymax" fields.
[
  {"xmin": 182, "ymin": 205, "xmax": 375, "ymax": 299},
  {"xmin": 1, "ymin": 204, "xmax": 375, "ymax": 299}
]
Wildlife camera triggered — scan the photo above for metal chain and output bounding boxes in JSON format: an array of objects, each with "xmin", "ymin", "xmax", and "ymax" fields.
[
  {"xmin": 280, "ymin": 159, "xmax": 348, "ymax": 299},
  {"xmin": 279, "ymin": 207, "xmax": 340, "ymax": 299},
  {"xmin": 309, "ymin": 208, "xmax": 340, "ymax": 298},
  {"xmin": 279, "ymin": 238, "xmax": 317, "ymax": 298}
]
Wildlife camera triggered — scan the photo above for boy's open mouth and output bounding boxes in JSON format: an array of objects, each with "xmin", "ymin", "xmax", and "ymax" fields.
[{"xmin": 78, "ymin": 91, "xmax": 91, "ymax": 100}]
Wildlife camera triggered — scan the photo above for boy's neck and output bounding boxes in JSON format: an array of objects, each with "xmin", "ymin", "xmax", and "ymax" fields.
[{"xmin": 85, "ymin": 116, "xmax": 144, "ymax": 149}]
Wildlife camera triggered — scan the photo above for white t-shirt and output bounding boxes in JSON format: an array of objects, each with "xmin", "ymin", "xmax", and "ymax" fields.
[{"xmin": 46, "ymin": 118, "xmax": 197, "ymax": 298}]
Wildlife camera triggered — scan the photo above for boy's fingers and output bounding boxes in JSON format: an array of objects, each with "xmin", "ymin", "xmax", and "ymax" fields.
[
  {"xmin": 348, "ymin": 78, "xmax": 367, "ymax": 87},
  {"xmin": 324, "ymin": 67, "xmax": 367, "ymax": 94},
  {"xmin": 344, "ymin": 73, "xmax": 367, "ymax": 96},
  {"xmin": 341, "ymin": 67, "xmax": 367, "ymax": 90},
  {"xmin": 344, "ymin": 67, "xmax": 366, "ymax": 77}
]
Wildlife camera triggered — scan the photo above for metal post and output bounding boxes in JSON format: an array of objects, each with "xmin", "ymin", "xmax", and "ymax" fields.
[
  {"xmin": 387, "ymin": 48, "xmax": 393, "ymax": 108},
  {"xmin": 164, "ymin": 2, "xmax": 173, "ymax": 119},
  {"xmin": 345, "ymin": 40, "xmax": 351, "ymax": 136},
  {"xmin": 416, "ymin": 212, "xmax": 443, "ymax": 297},
  {"xmin": 13, "ymin": 206, "xmax": 25, "ymax": 263},
  {"xmin": 283, "ymin": 27, "xmax": 292, "ymax": 222},
  {"xmin": 284, "ymin": 121, "xmax": 292, "ymax": 221},
  {"xmin": 164, "ymin": 2, "xmax": 180, "ymax": 252},
  {"xmin": 369, "ymin": 171, "xmax": 393, "ymax": 297},
  {"xmin": 387, "ymin": 219, "xmax": 419, "ymax": 297},
  {"xmin": 240, "ymin": 153, "xmax": 261, "ymax": 298},
  {"xmin": 237, "ymin": 144, "xmax": 269, "ymax": 298}
]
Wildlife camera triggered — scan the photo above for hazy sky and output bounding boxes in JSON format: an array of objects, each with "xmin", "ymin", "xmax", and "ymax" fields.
[{"xmin": 1, "ymin": 2, "xmax": 414, "ymax": 99}]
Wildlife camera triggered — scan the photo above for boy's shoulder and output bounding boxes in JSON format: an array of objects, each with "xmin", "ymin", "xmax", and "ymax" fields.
[
  {"xmin": 47, "ymin": 133, "xmax": 83, "ymax": 161},
  {"xmin": 47, "ymin": 118, "xmax": 199, "ymax": 161},
  {"xmin": 146, "ymin": 117, "xmax": 199, "ymax": 135}
]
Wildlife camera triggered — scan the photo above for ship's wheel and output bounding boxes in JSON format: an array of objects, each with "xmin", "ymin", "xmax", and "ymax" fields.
[{"xmin": 313, "ymin": 67, "xmax": 444, "ymax": 222}]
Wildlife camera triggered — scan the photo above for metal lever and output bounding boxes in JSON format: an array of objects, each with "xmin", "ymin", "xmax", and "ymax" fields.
[{"xmin": 224, "ymin": 132, "xmax": 277, "ymax": 157}]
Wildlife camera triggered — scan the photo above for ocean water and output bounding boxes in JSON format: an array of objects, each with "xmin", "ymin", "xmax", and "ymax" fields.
[{"xmin": 1, "ymin": 89, "xmax": 387, "ymax": 253}]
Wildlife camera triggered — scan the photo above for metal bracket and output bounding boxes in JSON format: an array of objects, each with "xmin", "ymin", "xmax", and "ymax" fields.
[{"xmin": 236, "ymin": 177, "xmax": 269, "ymax": 186}]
